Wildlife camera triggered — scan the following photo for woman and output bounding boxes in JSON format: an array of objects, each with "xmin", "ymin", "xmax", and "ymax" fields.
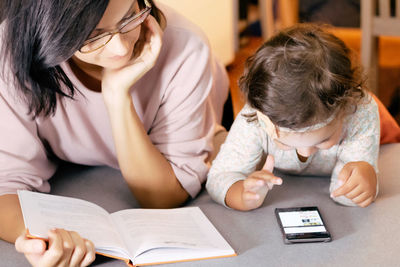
[{"xmin": 0, "ymin": 0, "xmax": 229, "ymax": 265}]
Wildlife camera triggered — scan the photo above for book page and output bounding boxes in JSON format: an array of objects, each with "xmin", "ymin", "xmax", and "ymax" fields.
[
  {"xmin": 111, "ymin": 207, "xmax": 234, "ymax": 262},
  {"xmin": 18, "ymin": 191, "xmax": 126, "ymax": 251}
]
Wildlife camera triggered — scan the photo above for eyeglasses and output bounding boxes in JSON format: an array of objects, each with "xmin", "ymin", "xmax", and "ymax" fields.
[{"xmin": 79, "ymin": 0, "xmax": 152, "ymax": 53}]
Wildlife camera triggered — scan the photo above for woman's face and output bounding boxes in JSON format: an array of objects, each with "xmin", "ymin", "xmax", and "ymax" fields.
[{"xmin": 73, "ymin": 0, "xmax": 142, "ymax": 70}]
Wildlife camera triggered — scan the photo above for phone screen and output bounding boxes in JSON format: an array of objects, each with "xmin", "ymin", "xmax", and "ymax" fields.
[{"xmin": 275, "ymin": 207, "xmax": 331, "ymax": 243}]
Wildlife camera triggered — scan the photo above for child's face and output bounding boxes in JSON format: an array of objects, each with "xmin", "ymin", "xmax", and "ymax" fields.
[{"xmin": 274, "ymin": 118, "xmax": 343, "ymax": 158}]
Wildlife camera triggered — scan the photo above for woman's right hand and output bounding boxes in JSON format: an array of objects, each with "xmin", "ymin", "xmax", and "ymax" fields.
[
  {"xmin": 15, "ymin": 228, "xmax": 95, "ymax": 267},
  {"xmin": 102, "ymin": 15, "xmax": 163, "ymax": 100}
]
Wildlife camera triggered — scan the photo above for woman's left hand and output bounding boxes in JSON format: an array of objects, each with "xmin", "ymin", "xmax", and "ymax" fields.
[
  {"xmin": 102, "ymin": 15, "xmax": 163, "ymax": 100},
  {"xmin": 331, "ymin": 161, "xmax": 377, "ymax": 207}
]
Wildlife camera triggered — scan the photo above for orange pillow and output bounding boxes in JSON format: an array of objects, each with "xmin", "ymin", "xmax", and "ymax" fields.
[{"xmin": 372, "ymin": 94, "xmax": 400, "ymax": 144}]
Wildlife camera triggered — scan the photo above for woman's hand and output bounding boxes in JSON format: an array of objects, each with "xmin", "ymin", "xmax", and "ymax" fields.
[
  {"xmin": 226, "ymin": 155, "xmax": 283, "ymax": 211},
  {"xmin": 102, "ymin": 15, "xmax": 163, "ymax": 101},
  {"xmin": 331, "ymin": 161, "xmax": 377, "ymax": 207},
  {"xmin": 15, "ymin": 229, "xmax": 95, "ymax": 267}
]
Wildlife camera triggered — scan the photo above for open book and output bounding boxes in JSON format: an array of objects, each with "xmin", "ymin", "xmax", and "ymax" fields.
[{"xmin": 18, "ymin": 190, "xmax": 236, "ymax": 266}]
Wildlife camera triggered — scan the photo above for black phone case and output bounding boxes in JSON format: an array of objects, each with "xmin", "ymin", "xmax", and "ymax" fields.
[{"xmin": 275, "ymin": 206, "xmax": 332, "ymax": 244}]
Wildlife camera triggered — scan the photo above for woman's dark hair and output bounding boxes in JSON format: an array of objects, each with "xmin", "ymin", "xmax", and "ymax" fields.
[
  {"xmin": 1, "ymin": 0, "xmax": 165, "ymax": 119},
  {"xmin": 239, "ymin": 23, "xmax": 365, "ymax": 130}
]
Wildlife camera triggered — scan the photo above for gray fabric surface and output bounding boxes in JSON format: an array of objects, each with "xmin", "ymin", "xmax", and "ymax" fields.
[{"xmin": 1, "ymin": 143, "xmax": 399, "ymax": 267}]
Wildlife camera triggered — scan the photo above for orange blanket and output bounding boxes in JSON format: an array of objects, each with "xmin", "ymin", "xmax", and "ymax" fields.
[{"xmin": 374, "ymin": 94, "xmax": 400, "ymax": 144}]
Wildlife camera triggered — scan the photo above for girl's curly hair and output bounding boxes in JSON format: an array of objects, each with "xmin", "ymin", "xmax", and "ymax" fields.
[{"xmin": 239, "ymin": 23, "xmax": 366, "ymax": 130}]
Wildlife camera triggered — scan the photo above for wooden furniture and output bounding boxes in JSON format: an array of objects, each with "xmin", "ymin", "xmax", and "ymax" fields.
[
  {"xmin": 258, "ymin": 0, "xmax": 299, "ymax": 40},
  {"xmin": 361, "ymin": 0, "xmax": 400, "ymax": 95}
]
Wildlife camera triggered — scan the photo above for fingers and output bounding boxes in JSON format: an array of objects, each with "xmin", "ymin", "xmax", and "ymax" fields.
[
  {"xmin": 241, "ymin": 169, "xmax": 282, "ymax": 209},
  {"xmin": 70, "ymin": 236, "xmax": 96, "ymax": 267},
  {"xmin": 125, "ymin": 15, "xmax": 162, "ymax": 76},
  {"xmin": 332, "ymin": 182, "xmax": 376, "ymax": 207},
  {"xmin": 357, "ymin": 196, "xmax": 374, "ymax": 208},
  {"xmin": 141, "ymin": 16, "xmax": 162, "ymax": 56},
  {"xmin": 243, "ymin": 178, "xmax": 269, "ymax": 192},
  {"xmin": 16, "ymin": 229, "xmax": 95, "ymax": 267},
  {"xmin": 351, "ymin": 191, "xmax": 371, "ymax": 204},
  {"xmin": 331, "ymin": 181, "xmax": 357, "ymax": 198},
  {"xmin": 57, "ymin": 229, "xmax": 76, "ymax": 266},
  {"xmin": 331, "ymin": 162, "xmax": 377, "ymax": 208},
  {"xmin": 242, "ymin": 172, "xmax": 282, "ymax": 202},
  {"xmin": 68, "ymin": 231, "xmax": 96, "ymax": 267},
  {"xmin": 262, "ymin": 154, "xmax": 274, "ymax": 173},
  {"xmin": 144, "ymin": 15, "xmax": 163, "ymax": 38},
  {"xmin": 333, "ymin": 164, "xmax": 354, "ymax": 195},
  {"xmin": 342, "ymin": 185, "xmax": 363, "ymax": 199},
  {"xmin": 39, "ymin": 229, "xmax": 64, "ymax": 266},
  {"xmin": 68, "ymin": 231, "xmax": 87, "ymax": 267},
  {"xmin": 244, "ymin": 173, "xmax": 282, "ymax": 191},
  {"xmin": 15, "ymin": 233, "xmax": 46, "ymax": 255},
  {"xmin": 80, "ymin": 240, "xmax": 96, "ymax": 267},
  {"xmin": 55, "ymin": 229, "xmax": 96, "ymax": 267},
  {"xmin": 242, "ymin": 190, "xmax": 261, "ymax": 201},
  {"xmin": 331, "ymin": 165, "xmax": 356, "ymax": 198}
]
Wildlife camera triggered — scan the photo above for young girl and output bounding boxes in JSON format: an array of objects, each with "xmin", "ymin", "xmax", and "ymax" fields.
[
  {"xmin": 0, "ymin": 0, "xmax": 228, "ymax": 265},
  {"xmin": 207, "ymin": 24, "xmax": 381, "ymax": 211}
]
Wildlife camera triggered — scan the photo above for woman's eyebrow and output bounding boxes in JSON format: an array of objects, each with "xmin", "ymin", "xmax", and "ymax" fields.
[{"xmin": 92, "ymin": 1, "xmax": 137, "ymax": 32}]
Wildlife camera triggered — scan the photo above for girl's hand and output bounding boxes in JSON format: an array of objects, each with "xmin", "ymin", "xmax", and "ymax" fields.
[
  {"xmin": 331, "ymin": 161, "xmax": 377, "ymax": 207},
  {"xmin": 240, "ymin": 155, "xmax": 282, "ymax": 210},
  {"xmin": 102, "ymin": 15, "xmax": 163, "ymax": 100},
  {"xmin": 15, "ymin": 228, "xmax": 95, "ymax": 267}
]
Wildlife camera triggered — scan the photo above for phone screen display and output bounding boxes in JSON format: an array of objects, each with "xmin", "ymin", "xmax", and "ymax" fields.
[{"xmin": 275, "ymin": 207, "xmax": 331, "ymax": 243}]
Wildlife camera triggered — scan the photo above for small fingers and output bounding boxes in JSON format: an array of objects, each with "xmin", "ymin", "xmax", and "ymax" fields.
[
  {"xmin": 242, "ymin": 191, "xmax": 261, "ymax": 201},
  {"xmin": 271, "ymin": 177, "xmax": 283, "ymax": 185},
  {"xmin": 343, "ymin": 185, "xmax": 363, "ymax": 200},
  {"xmin": 331, "ymin": 180, "xmax": 358, "ymax": 198},
  {"xmin": 243, "ymin": 176, "xmax": 281, "ymax": 191},
  {"xmin": 352, "ymin": 191, "xmax": 374, "ymax": 206},
  {"xmin": 243, "ymin": 178, "xmax": 265, "ymax": 191},
  {"xmin": 262, "ymin": 154, "xmax": 275, "ymax": 173},
  {"xmin": 250, "ymin": 171, "xmax": 282, "ymax": 184},
  {"xmin": 357, "ymin": 196, "xmax": 374, "ymax": 208}
]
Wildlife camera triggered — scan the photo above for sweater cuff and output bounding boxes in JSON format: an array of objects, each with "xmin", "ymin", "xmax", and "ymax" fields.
[{"xmin": 206, "ymin": 172, "xmax": 246, "ymax": 207}]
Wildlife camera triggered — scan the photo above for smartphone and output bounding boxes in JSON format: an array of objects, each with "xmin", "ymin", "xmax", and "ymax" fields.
[{"xmin": 275, "ymin": 206, "xmax": 332, "ymax": 244}]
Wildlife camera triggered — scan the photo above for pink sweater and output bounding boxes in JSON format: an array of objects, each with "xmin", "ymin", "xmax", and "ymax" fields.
[{"xmin": 0, "ymin": 5, "xmax": 229, "ymax": 198}]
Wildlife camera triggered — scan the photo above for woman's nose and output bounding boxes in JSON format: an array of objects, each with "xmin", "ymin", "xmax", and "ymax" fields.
[{"xmin": 106, "ymin": 33, "xmax": 130, "ymax": 56}]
